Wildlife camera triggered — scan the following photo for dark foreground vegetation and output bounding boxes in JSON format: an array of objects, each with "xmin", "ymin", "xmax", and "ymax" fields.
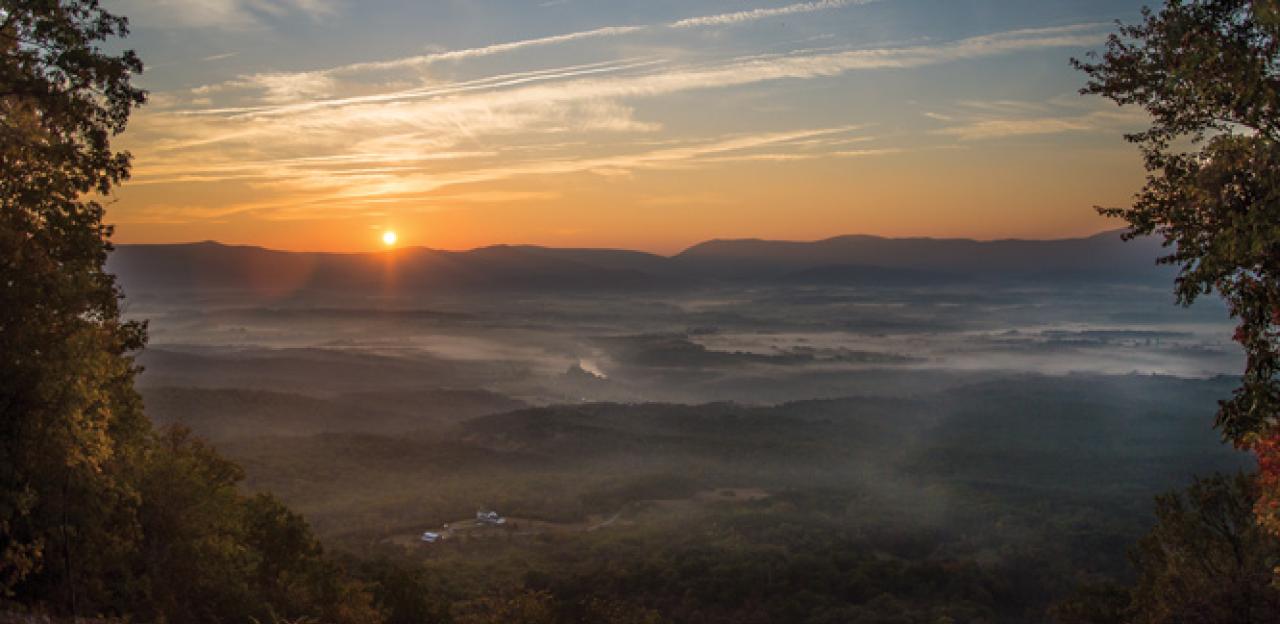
[{"xmin": 0, "ymin": 1, "xmax": 379, "ymax": 621}]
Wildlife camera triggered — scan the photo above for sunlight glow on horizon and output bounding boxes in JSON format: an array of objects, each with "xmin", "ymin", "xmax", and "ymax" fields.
[{"xmin": 105, "ymin": 0, "xmax": 1153, "ymax": 252}]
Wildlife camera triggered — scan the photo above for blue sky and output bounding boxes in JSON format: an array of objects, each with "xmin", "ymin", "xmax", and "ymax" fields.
[{"xmin": 104, "ymin": 0, "xmax": 1156, "ymax": 252}]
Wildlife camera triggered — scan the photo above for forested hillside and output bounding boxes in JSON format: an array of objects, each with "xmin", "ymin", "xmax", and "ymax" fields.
[{"xmin": 139, "ymin": 374, "xmax": 1253, "ymax": 623}]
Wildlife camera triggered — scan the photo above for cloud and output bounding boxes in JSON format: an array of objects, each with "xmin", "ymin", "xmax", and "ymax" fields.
[
  {"xmin": 124, "ymin": 126, "xmax": 868, "ymax": 224},
  {"xmin": 433, "ymin": 191, "xmax": 561, "ymax": 203},
  {"xmin": 119, "ymin": 25, "xmax": 1106, "ymax": 222},
  {"xmin": 351, "ymin": 25, "xmax": 645, "ymax": 69},
  {"xmin": 186, "ymin": 24, "xmax": 1102, "ymax": 123},
  {"xmin": 190, "ymin": 56, "xmax": 662, "ymax": 110},
  {"xmin": 670, "ymin": 0, "xmax": 870, "ymax": 29},
  {"xmin": 260, "ymin": 127, "xmax": 865, "ymax": 209},
  {"xmin": 241, "ymin": 72, "xmax": 337, "ymax": 103},
  {"xmin": 115, "ymin": 0, "xmax": 337, "ymax": 29},
  {"xmin": 187, "ymin": 0, "xmax": 884, "ymax": 99},
  {"xmin": 702, "ymin": 147, "xmax": 904, "ymax": 162},
  {"xmin": 928, "ymin": 98, "xmax": 1148, "ymax": 140},
  {"xmin": 934, "ymin": 117, "xmax": 1095, "ymax": 140}
]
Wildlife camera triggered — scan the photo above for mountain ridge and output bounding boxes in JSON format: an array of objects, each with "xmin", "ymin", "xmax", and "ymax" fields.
[
  {"xmin": 118, "ymin": 229, "xmax": 1137, "ymax": 258},
  {"xmin": 108, "ymin": 230, "xmax": 1172, "ymax": 294}
]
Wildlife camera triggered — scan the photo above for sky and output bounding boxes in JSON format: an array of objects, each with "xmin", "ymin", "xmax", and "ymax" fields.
[{"xmin": 103, "ymin": 0, "xmax": 1155, "ymax": 253}]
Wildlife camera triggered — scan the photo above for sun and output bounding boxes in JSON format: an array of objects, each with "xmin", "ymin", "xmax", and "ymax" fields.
[{"xmin": 381, "ymin": 230, "xmax": 397, "ymax": 247}]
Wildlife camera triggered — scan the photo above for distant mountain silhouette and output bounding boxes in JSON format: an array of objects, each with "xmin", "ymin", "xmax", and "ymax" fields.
[
  {"xmin": 108, "ymin": 231, "xmax": 1173, "ymax": 295},
  {"xmin": 673, "ymin": 230, "xmax": 1171, "ymax": 281},
  {"xmin": 108, "ymin": 241, "xmax": 674, "ymax": 295}
]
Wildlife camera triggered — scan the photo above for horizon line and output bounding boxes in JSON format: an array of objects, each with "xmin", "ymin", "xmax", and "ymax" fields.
[{"xmin": 113, "ymin": 227, "xmax": 1131, "ymax": 258}]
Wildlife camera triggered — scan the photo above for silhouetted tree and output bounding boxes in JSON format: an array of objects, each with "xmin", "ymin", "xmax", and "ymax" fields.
[
  {"xmin": 0, "ymin": 0, "xmax": 147, "ymax": 609},
  {"xmin": 0, "ymin": 3, "xmax": 383, "ymax": 620},
  {"xmin": 1075, "ymin": 0, "xmax": 1280, "ymax": 541}
]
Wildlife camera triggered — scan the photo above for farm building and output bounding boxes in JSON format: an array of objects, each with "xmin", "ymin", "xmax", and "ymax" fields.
[{"xmin": 475, "ymin": 510, "xmax": 506, "ymax": 525}]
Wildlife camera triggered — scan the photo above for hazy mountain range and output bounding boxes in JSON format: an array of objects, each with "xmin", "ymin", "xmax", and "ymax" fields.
[{"xmin": 109, "ymin": 230, "xmax": 1172, "ymax": 294}]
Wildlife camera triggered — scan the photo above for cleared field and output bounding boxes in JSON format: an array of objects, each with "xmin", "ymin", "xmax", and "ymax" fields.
[{"xmin": 383, "ymin": 489, "xmax": 773, "ymax": 549}]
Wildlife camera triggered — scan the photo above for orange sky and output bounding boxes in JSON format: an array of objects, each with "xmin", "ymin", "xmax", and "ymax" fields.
[
  {"xmin": 112, "ymin": 139, "xmax": 1143, "ymax": 254},
  {"xmin": 105, "ymin": 1, "xmax": 1150, "ymax": 254}
]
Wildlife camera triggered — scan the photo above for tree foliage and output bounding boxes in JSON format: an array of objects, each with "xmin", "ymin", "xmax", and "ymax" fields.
[
  {"xmin": 1053, "ymin": 474, "xmax": 1280, "ymax": 624},
  {"xmin": 1127, "ymin": 473, "xmax": 1280, "ymax": 623},
  {"xmin": 1075, "ymin": 0, "xmax": 1280, "ymax": 539},
  {"xmin": 0, "ymin": 0, "xmax": 148, "ymax": 605},
  {"xmin": 0, "ymin": 3, "xmax": 380, "ymax": 620},
  {"xmin": 129, "ymin": 427, "xmax": 382, "ymax": 623}
]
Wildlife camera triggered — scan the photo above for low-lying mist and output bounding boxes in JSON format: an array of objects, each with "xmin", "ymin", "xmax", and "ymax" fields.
[
  {"xmin": 114, "ymin": 239, "xmax": 1253, "ymax": 621},
  {"xmin": 129, "ymin": 282, "xmax": 1238, "ymax": 405}
]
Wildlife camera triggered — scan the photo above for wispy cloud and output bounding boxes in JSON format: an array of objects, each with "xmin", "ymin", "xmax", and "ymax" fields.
[
  {"xmin": 928, "ymin": 97, "xmax": 1147, "ymax": 140},
  {"xmin": 702, "ymin": 147, "xmax": 904, "ymax": 163},
  {"xmin": 116, "ymin": 0, "xmax": 337, "ymax": 29},
  {"xmin": 239, "ymin": 127, "xmax": 867, "ymax": 209},
  {"xmin": 935, "ymin": 117, "xmax": 1095, "ymax": 140},
  {"xmin": 186, "ymin": 0, "xmax": 880, "ymax": 100},
  {"xmin": 237, "ymin": 72, "xmax": 336, "ymax": 104},
  {"xmin": 120, "ymin": 24, "xmax": 1105, "ymax": 223},
  {"xmin": 191, "ymin": 51, "xmax": 658, "ymax": 105},
  {"xmin": 431, "ymin": 190, "xmax": 561, "ymax": 203},
  {"xmin": 670, "ymin": 0, "xmax": 870, "ymax": 29},
  {"xmin": 186, "ymin": 24, "xmax": 1103, "ymax": 122},
  {"xmin": 354, "ymin": 25, "xmax": 645, "ymax": 69}
]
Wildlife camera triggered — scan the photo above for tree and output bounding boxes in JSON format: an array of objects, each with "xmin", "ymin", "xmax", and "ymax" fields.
[
  {"xmin": 1074, "ymin": 0, "xmax": 1280, "ymax": 545},
  {"xmin": 131, "ymin": 427, "xmax": 256, "ymax": 621},
  {"xmin": 131, "ymin": 428, "xmax": 382, "ymax": 624},
  {"xmin": 452, "ymin": 589, "xmax": 558, "ymax": 624},
  {"xmin": 1128, "ymin": 474, "xmax": 1280, "ymax": 623},
  {"xmin": 1053, "ymin": 474, "xmax": 1280, "ymax": 623},
  {"xmin": 0, "ymin": 3, "xmax": 386, "ymax": 619},
  {"xmin": 0, "ymin": 0, "xmax": 147, "ymax": 609}
]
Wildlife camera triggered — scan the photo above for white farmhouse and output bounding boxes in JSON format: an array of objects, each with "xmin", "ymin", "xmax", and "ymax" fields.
[{"xmin": 475, "ymin": 510, "xmax": 506, "ymax": 525}]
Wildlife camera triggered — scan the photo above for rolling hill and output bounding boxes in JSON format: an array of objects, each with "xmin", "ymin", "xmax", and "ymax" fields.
[{"xmin": 108, "ymin": 230, "xmax": 1172, "ymax": 295}]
